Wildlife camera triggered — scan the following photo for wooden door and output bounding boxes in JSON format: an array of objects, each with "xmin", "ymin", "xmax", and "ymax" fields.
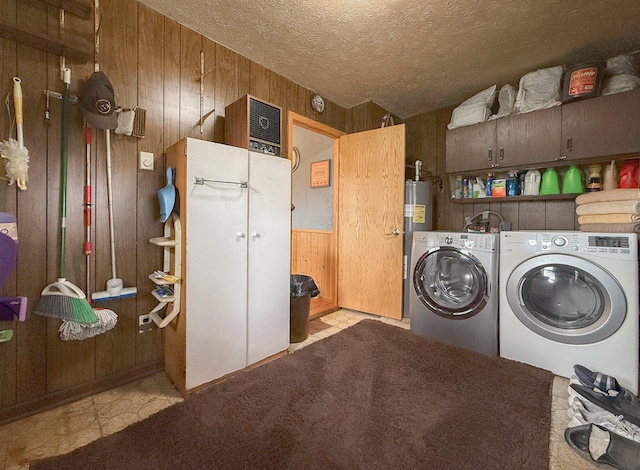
[{"xmin": 338, "ymin": 125, "xmax": 405, "ymax": 319}]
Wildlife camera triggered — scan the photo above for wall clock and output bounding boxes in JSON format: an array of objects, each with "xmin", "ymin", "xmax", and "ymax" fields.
[{"xmin": 311, "ymin": 94, "xmax": 325, "ymax": 113}]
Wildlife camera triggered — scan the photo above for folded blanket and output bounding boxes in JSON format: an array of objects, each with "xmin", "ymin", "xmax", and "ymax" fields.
[
  {"xmin": 575, "ymin": 200, "xmax": 640, "ymax": 216},
  {"xmin": 575, "ymin": 189, "xmax": 640, "ymax": 205},
  {"xmin": 578, "ymin": 214, "xmax": 640, "ymax": 224},
  {"xmin": 579, "ymin": 223, "xmax": 640, "ymax": 234}
]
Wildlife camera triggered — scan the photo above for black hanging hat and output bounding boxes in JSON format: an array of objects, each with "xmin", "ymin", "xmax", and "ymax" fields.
[{"xmin": 78, "ymin": 71, "xmax": 117, "ymax": 129}]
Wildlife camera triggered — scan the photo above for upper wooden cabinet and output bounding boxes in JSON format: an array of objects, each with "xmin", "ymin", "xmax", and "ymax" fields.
[
  {"xmin": 446, "ymin": 107, "xmax": 562, "ymax": 173},
  {"xmin": 446, "ymin": 120, "xmax": 496, "ymax": 173},
  {"xmin": 446, "ymin": 88, "xmax": 640, "ymax": 174},
  {"xmin": 561, "ymin": 88, "xmax": 640, "ymax": 160}
]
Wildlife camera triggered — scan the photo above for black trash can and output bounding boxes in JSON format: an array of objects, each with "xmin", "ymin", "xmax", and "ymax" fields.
[{"xmin": 290, "ymin": 274, "xmax": 320, "ymax": 343}]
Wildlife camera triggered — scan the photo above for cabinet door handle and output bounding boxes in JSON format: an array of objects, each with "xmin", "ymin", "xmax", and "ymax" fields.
[
  {"xmin": 236, "ymin": 232, "xmax": 246, "ymax": 239},
  {"xmin": 499, "ymin": 147, "xmax": 504, "ymax": 160},
  {"xmin": 251, "ymin": 232, "xmax": 260, "ymax": 239},
  {"xmin": 566, "ymin": 137, "xmax": 573, "ymax": 151},
  {"xmin": 488, "ymin": 148, "xmax": 492, "ymax": 162}
]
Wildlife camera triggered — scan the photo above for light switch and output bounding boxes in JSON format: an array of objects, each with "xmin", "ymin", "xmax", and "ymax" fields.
[{"xmin": 139, "ymin": 151, "xmax": 154, "ymax": 171}]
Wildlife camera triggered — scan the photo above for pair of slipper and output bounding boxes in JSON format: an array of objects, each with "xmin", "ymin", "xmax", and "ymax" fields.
[
  {"xmin": 565, "ymin": 365, "xmax": 640, "ymax": 469},
  {"xmin": 565, "ymin": 424, "xmax": 640, "ymax": 470},
  {"xmin": 571, "ymin": 365, "xmax": 640, "ymax": 428}
]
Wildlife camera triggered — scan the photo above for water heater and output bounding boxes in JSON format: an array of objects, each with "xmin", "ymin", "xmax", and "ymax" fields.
[{"xmin": 403, "ymin": 161, "xmax": 433, "ymax": 318}]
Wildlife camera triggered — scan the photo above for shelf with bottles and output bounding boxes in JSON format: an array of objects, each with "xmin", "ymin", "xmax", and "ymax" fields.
[{"xmin": 448, "ymin": 159, "xmax": 634, "ymax": 204}]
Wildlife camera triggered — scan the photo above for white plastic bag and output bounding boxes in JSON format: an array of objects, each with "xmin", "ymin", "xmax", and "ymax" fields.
[
  {"xmin": 494, "ymin": 84, "xmax": 517, "ymax": 118},
  {"xmin": 605, "ymin": 54, "xmax": 636, "ymax": 77},
  {"xmin": 602, "ymin": 74, "xmax": 640, "ymax": 96},
  {"xmin": 513, "ymin": 66, "xmax": 563, "ymax": 114},
  {"xmin": 447, "ymin": 85, "xmax": 496, "ymax": 129}
]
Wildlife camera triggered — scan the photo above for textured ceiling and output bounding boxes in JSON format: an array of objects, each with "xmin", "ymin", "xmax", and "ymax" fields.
[{"xmin": 136, "ymin": 0, "xmax": 640, "ymax": 118}]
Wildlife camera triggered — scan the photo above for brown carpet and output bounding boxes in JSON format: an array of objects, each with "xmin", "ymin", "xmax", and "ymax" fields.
[{"xmin": 31, "ymin": 320, "xmax": 553, "ymax": 469}]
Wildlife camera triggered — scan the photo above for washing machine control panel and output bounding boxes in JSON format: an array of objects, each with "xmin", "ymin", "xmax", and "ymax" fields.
[{"xmin": 433, "ymin": 233, "xmax": 498, "ymax": 252}]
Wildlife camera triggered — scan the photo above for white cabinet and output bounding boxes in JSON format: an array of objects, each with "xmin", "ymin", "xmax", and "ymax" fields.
[{"xmin": 165, "ymin": 138, "xmax": 291, "ymax": 395}]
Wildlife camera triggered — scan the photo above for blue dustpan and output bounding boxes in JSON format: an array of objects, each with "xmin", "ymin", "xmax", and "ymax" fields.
[{"xmin": 158, "ymin": 167, "xmax": 175, "ymax": 223}]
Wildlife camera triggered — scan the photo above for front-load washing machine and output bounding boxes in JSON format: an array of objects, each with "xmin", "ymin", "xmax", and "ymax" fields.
[
  {"xmin": 409, "ymin": 231, "xmax": 499, "ymax": 356},
  {"xmin": 500, "ymin": 231, "xmax": 639, "ymax": 394}
]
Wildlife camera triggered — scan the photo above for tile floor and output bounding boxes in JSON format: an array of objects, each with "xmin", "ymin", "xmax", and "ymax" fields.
[{"xmin": 0, "ymin": 309, "xmax": 598, "ymax": 469}]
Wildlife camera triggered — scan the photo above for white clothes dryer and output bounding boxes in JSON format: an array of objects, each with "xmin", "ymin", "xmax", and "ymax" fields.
[
  {"xmin": 499, "ymin": 231, "xmax": 639, "ymax": 394},
  {"xmin": 409, "ymin": 231, "xmax": 499, "ymax": 356}
]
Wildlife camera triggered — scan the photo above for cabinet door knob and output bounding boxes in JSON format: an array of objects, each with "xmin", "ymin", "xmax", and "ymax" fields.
[
  {"xmin": 236, "ymin": 232, "xmax": 246, "ymax": 239},
  {"xmin": 251, "ymin": 232, "xmax": 260, "ymax": 239},
  {"xmin": 491, "ymin": 163, "xmax": 500, "ymax": 168},
  {"xmin": 554, "ymin": 155, "xmax": 568, "ymax": 161},
  {"xmin": 391, "ymin": 229, "xmax": 400, "ymax": 236}
]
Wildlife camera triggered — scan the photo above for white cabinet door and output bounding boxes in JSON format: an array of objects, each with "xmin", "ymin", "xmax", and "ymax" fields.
[
  {"xmin": 184, "ymin": 139, "xmax": 249, "ymax": 389},
  {"xmin": 246, "ymin": 152, "xmax": 291, "ymax": 365}
]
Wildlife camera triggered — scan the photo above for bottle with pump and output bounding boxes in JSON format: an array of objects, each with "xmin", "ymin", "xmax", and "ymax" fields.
[
  {"xmin": 486, "ymin": 173, "xmax": 493, "ymax": 197},
  {"xmin": 506, "ymin": 171, "xmax": 518, "ymax": 196}
]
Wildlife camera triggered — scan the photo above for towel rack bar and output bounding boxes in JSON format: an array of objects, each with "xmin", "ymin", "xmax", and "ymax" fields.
[{"xmin": 192, "ymin": 177, "xmax": 248, "ymax": 188}]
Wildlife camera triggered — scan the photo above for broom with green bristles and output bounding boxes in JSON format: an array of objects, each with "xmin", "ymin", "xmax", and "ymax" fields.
[{"xmin": 34, "ymin": 68, "xmax": 97, "ymax": 324}]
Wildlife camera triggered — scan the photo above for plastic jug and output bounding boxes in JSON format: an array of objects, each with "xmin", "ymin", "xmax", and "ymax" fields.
[
  {"xmin": 603, "ymin": 160, "xmax": 618, "ymax": 190},
  {"xmin": 619, "ymin": 160, "xmax": 639, "ymax": 189},
  {"xmin": 562, "ymin": 165, "xmax": 585, "ymax": 194},
  {"xmin": 523, "ymin": 169, "xmax": 541, "ymax": 196},
  {"xmin": 539, "ymin": 168, "xmax": 560, "ymax": 195}
]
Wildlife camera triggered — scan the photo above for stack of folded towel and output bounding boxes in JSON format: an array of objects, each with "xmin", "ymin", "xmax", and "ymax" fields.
[{"xmin": 575, "ymin": 189, "xmax": 640, "ymax": 234}]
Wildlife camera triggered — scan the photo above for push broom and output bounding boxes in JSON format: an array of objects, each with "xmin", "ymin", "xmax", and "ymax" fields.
[
  {"xmin": 91, "ymin": 128, "xmax": 137, "ymax": 302},
  {"xmin": 34, "ymin": 68, "xmax": 97, "ymax": 324},
  {"xmin": 59, "ymin": 125, "xmax": 117, "ymax": 340}
]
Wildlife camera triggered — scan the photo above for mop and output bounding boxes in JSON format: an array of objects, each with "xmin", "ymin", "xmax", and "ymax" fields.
[
  {"xmin": 34, "ymin": 69, "xmax": 97, "ymax": 323},
  {"xmin": 60, "ymin": 125, "xmax": 117, "ymax": 340},
  {"xmin": 0, "ymin": 77, "xmax": 29, "ymax": 190},
  {"xmin": 91, "ymin": 129, "xmax": 137, "ymax": 302}
]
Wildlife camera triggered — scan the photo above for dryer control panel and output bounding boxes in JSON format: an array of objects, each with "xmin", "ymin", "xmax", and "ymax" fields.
[{"xmin": 501, "ymin": 231, "xmax": 635, "ymax": 258}]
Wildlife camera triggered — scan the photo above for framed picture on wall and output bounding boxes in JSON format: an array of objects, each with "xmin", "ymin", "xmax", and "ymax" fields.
[{"xmin": 310, "ymin": 160, "xmax": 330, "ymax": 188}]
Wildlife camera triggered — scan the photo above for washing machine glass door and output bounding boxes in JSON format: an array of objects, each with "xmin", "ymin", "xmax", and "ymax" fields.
[
  {"xmin": 413, "ymin": 246, "xmax": 488, "ymax": 319},
  {"xmin": 506, "ymin": 254, "xmax": 626, "ymax": 344}
]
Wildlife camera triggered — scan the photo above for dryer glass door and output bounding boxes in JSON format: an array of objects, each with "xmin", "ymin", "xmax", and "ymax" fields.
[
  {"xmin": 506, "ymin": 254, "xmax": 626, "ymax": 344},
  {"xmin": 413, "ymin": 246, "xmax": 488, "ymax": 319}
]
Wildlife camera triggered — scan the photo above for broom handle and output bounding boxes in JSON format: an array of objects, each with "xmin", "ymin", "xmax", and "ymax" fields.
[
  {"xmin": 59, "ymin": 68, "xmax": 71, "ymax": 280},
  {"xmin": 12, "ymin": 77, "xmax": 23, "ymax": 148},
  {"xmin": 85, "ymin": 125, "xmax": 92, "ymax": 297},
  {"xmin": 105, "ymin": 129, "xmax": 117, "ymax": 279}
]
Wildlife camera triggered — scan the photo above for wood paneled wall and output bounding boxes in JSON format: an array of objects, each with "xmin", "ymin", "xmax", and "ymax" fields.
[
  {"xmin": 0, "ymin": 0, "xmax": 381, "ymax": 423},
  {"xmin": 3, "ymin": 0, "xmax": 574, "ymax": 423},
  {"xmin": 403, "ymin": 108, "xmax": 578, "ymax": 232}
]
